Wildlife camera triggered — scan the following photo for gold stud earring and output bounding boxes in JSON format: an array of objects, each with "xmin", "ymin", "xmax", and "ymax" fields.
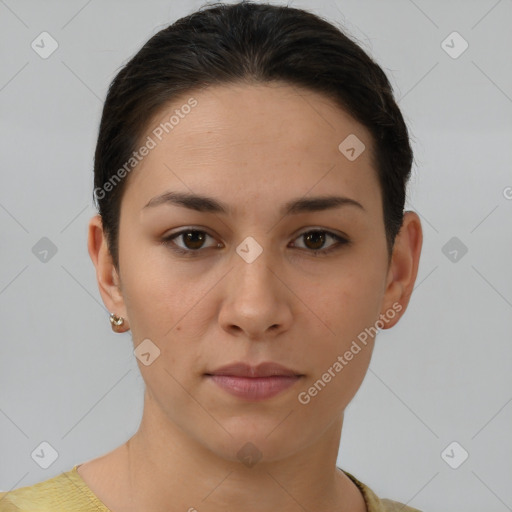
[{"xmin": 109, "ymin": 312, "xmax": 125, "ymax": 333}]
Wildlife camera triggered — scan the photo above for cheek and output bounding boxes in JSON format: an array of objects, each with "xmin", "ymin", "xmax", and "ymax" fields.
[
  {"xmin": 120, "ymin": 240, "xmax": 203, "ymax": 336},
  {"xmin": 295, "ymin": 280, "xmax": 379, "ymax": 415},
  {"xmin": 121, "ymin": 251, "xmax": 222, "ymax": 389},
  {"xmin": 303, "ymin": 265, "xmax": 384, "ymax": 344},
  {"xmin": 296, "ymin": 344, "xmax": 373, "ymax": 416},
  {"xmin": 295, "ymin": 265, "xmax": 383, "ymax": 392}
]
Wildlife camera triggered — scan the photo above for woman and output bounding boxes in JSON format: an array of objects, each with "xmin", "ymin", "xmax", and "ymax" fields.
[{"xmin": 0, "ymin": 2, "xmax": 423, "ymax": 511}]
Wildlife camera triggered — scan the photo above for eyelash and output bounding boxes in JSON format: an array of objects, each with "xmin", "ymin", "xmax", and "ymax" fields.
[{"xmin": 160, "ymin": 228, "xmax": 350, "ymax": 257}]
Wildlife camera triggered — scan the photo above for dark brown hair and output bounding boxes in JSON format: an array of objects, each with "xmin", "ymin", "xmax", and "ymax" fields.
[{"xmin": 92, "ymin": 1, "xmax": 414, "ymax": 271}]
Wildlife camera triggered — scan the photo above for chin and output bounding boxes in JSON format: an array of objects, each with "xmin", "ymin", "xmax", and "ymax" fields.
[{"xmin": 200, "ymin": 420, "xmax": 309, "ymax": 467}]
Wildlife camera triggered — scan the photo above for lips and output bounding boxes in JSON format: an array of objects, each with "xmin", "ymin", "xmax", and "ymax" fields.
[
  {"xmin": 205, "ymin": 362, "xmax": 303, "ymax": 401},
  {"xmin": 205, "ymin": 362, "xmax": 302, "ymax": 378}
]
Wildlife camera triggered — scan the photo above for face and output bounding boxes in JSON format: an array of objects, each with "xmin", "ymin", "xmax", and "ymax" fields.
[{"xmin": 91, "ymin": 82, "xmax": 410, "ymax": 464}]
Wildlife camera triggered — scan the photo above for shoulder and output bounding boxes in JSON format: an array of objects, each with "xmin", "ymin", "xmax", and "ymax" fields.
[
  {"xmin": 0, "ymin": 465, "xmax": 109, "ymax": 512},
  {"xmin": 340, "ymin": 468, "xmax": 424, "ymax": 512},
  {"xmin": 0, "ymin": 470, "xmax": 75, "ymax": 512}
]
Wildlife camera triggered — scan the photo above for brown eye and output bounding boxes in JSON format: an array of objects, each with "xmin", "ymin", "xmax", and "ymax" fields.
[
  {"xmin": 291, "ymin": 229, "xmax": 349, "ymax": 255},
  {"xmin": 303, "ymin": 231, "xmax": 326, "ymax": 250},
  {"xmin": 161, "ymin": 229, "xmax": 219, "ymax": 256},
  {"xmin": 180, "ymin": 230, "xmax": 208, "ymax": 250}
]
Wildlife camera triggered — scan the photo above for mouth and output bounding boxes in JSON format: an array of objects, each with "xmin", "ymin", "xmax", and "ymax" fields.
[{"xmin": 204, "ymin": 362, "xmax": 304, "ymax": 401}]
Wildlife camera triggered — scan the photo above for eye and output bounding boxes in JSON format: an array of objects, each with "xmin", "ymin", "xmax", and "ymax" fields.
[
  {"xmin": 290, "ymin": 229, "xmax": 350, "ymax": 256},
  {"xmin": 161, "ymin": 229, "xmax": 220, "ymax": 256}
]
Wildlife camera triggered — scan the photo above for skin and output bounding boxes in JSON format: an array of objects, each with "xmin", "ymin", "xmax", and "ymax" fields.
[{"xmin": 85, "ymin": 81, "xmax": 422, "ymax": 512}]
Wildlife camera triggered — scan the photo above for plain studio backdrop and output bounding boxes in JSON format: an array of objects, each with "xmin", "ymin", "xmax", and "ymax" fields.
[{"xmin": 0, "ymin": 1, "xmax": 511, "ymax": 510}]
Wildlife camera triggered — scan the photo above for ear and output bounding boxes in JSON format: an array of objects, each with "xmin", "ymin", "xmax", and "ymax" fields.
[
  {"xmin": 379, "ymin": 211, "xmax": 423, "ymax": 329},
  {"xmin": 87, "ymin": 214, "xmax": 130, "ymax": 331}
]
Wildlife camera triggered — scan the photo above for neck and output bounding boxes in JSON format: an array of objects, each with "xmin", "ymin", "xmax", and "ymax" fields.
[{"xmin": 117, "ymin": 392, "xmax": 366, "ymax": 512}]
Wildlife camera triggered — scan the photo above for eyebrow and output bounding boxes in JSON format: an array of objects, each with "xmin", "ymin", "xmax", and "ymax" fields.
[{"xmin": 143, "ymin": 191, "xmax": 365, "ymax": 216}]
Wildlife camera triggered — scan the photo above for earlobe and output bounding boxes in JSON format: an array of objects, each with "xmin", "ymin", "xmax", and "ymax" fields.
[
  {"xmin": 87, "ymin": 214, "xmax": 129, "ymax": 329},
  {"xmin": 380, "ymin": 211, "xmax": 423, "ymax": 329}
]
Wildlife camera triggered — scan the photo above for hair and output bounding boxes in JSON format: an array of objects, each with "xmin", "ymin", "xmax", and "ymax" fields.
[{"xmin": 92, "ymin": 1, "xmax": 414, "ymax": 271}]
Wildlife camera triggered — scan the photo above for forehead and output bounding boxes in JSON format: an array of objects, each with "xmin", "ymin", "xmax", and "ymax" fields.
[{"xmin": 122, "ymin": 81, "xmax": 380, "ymax": 217}]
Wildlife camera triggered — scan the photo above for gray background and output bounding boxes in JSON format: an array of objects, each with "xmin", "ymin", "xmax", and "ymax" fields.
[{"xmin": 1, "ymin": 0, "xmax": 511, "ymax": 510}]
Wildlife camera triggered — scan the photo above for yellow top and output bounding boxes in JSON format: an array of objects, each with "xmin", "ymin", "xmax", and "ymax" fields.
[{"xmin": 0, "ymin": 465, "xmax": 423, "ymax": 511}]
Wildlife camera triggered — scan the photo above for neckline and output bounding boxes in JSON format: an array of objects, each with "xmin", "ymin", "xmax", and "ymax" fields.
[
  {"xmin": 340, "ymin": 467, "xmax": 379, "ymax": 511},
  {"xmin": 69, "ymin": 464, "xmax": 374, "ymax": 512}
]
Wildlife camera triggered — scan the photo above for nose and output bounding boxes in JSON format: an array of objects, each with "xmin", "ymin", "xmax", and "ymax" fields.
[{"xmin": 218, "ymin": 247, "xmax": 293, "ymax": 340}]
